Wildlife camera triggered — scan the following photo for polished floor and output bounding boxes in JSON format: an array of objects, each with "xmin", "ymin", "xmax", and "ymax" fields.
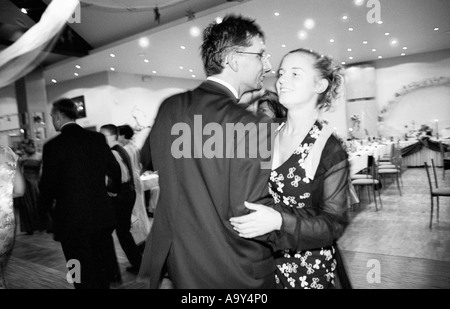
[{"xmin": 4, "ymin": 165, "xmax": 450, "ymax": 289}]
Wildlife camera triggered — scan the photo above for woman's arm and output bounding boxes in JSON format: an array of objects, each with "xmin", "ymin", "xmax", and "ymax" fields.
[
  {"xmin": 230, "ymin": 159, "xmax": 350, "ymax": 252},
  {"xmin": 13, "ymin": 167, "xmax": 26, "ymax": 198}
]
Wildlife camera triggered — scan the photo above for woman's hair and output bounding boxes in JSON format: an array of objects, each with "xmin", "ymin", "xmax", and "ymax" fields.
[
  {"xmin": 284, "ymin": 48, "xmax": 344, "ymax": 111},
  {"xmin": 201, "ymin": 14, "xmax": 265, "ymax": 76},
  {"xmin": 258, "ymin": 90, "xmax": 287, "ymax": 118}
]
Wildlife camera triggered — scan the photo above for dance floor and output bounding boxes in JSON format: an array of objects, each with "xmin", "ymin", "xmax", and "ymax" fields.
[{"xmin": 4, "ymin": 166, "xmax": 450, "ymax": 289}]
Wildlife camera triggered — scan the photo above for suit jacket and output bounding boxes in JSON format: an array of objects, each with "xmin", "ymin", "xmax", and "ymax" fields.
[
  {"xmin": 39, "ymin": 123, "xmax": 121, "ymax": 239},
  {"xmin": 138, "ymin": 81, "xmax": 277, "ymax": 289}
]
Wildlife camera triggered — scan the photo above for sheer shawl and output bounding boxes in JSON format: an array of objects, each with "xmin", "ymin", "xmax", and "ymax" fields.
[{"xmin": 0, "ymin": 0, "xmax": 80, "ymax": 88}]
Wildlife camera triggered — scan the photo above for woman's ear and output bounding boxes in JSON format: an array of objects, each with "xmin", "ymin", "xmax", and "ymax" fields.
[{"xmin": 315, "ymin": 78, "xmax": 329, "ymax": 94}]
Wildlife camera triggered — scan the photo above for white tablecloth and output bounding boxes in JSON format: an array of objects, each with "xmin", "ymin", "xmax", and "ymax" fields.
[
  {"xmin": 399, "ymin": 139, "xmax": 449, "ymax": 167},
  {"xmin": 348, "ymin": 144, "xmax": 389, "ymax": 175}
]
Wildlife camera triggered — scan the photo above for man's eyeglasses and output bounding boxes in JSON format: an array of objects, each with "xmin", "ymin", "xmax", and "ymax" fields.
[{"xmin": 235, "ymin": 51, "xmax": 270, "ymax": 62}]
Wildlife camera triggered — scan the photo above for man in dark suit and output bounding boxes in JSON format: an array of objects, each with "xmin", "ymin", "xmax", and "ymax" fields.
[
  {"xmin": 138, "ymin": 15, "xmax": 280, "ymax": 289},
  {"xmin": 100, "ymin": 124, "xmax": 142, "ymax": 274},
  {"xmin": 39, "ymin": 98, "xmax": 122, "ymax": 289}
]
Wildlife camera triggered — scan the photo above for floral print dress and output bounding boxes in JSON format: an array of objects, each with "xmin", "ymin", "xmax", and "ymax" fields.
[
  {"xmin": 0, "ymin": 146, "xmax": 18, "ymax": 289},
  {"xmin": 269, "ymin": 121, "xmax": 338, "ymax": 289}
]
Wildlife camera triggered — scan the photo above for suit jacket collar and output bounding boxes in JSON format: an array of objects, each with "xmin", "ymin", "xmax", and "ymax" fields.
[
  {"xmin": 199, "ymin": 80, "xmax": 239, "ymax": 104},
  {"xmin": 60, "ymin": 122, "xmax": 81, "ymax": 133}
]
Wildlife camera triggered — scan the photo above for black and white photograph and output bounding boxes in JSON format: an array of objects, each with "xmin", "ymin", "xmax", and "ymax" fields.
[{"xmin": 0, "ymin": 0, "xmax": 449, "ymax": 294}]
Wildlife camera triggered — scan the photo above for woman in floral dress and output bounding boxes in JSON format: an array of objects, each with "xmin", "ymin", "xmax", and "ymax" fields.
[
  {"xmin": 231, "ymin": 48, "xmax": 350, "ymax": 289},
  {"xmin": 0, "ymin": 146, "xmax": 25, "ymax": 288}
]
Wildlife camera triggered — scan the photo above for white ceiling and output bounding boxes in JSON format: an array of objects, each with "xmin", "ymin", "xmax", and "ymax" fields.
[{"xmin": 5, "ymin": 0, "xmax": 450, "ymax": 86}]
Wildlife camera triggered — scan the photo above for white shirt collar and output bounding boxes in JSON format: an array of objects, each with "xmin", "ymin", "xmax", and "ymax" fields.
[{"xmin": 207, "ymin": 76, "xmax": 239, "ymax": 99}]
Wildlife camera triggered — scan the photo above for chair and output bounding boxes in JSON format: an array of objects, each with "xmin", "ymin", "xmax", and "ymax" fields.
[
  {"xmin": 351, "ymin": 155, "xmax": 373, "ymax": 180},
  {"xmin": 379, "ymin": 142, "xmax": 395, "ymax": 164},
  {"xmin": 377, "ymin": 147, "xmax": 403, "ymax": 196},
  {"xmin": 438, "ymin": 141, "xmax": 450, "ymax": 180},
  {"xmin": 424, "ymin": 159, "xmax": 450, "ymax": 229},
  {"xmin": 351, "ymin": 155, "xmax": 382, "ymax": 211}
]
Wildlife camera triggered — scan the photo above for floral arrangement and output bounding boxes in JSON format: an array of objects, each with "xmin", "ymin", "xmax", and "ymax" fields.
[{"xmin": 350, "ymin": 114, "xmax": 361, "ymax": 132}]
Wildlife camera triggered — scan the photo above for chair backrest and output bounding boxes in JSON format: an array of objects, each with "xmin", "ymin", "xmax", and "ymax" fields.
[
  {"xmin": 424, "ymin": 162, "xmax": 434, "ymax": 194},
  {"xmin": 439, "ymin": 141, "xmax": 449, "ymax": 160},
  {"xmin": 431, "ymin": 158, "xmax": 439, "ymax": 188}
]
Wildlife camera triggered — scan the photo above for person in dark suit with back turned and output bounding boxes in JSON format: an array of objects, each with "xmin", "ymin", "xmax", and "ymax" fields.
[
  {"xmin": 39, "ymin": 98, "xmax": 122, "ymax": 289},
  {"xmin": 138, "ymin": 14, "xmax": 281, "ymax": 289},
  {"xmin": 100, "ymin": 124, "xmax": 142, "ymax": 275}
]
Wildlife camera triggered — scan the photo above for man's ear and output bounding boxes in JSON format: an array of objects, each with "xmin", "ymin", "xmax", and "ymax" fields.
[
  {"xmin": 315, "ymin": 78, "xmax": 329, "ymax": 94},
  {"xmin": 225, "ymin": 52, "xmax": 239, "ymax": 72}
]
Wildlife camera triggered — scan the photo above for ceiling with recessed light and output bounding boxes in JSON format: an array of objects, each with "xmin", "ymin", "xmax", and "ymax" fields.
[{"xmin": 2, "ymin": 0, "xmax": 450, "ymax": 86}]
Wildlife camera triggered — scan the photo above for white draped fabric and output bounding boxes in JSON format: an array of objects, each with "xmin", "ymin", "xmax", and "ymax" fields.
[{"xmin": 0, "ymin": 0, "xmax": 80, "ymax": 88}]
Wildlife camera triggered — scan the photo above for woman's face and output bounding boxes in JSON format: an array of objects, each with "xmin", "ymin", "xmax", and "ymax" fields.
[
  {"xmin": 258, "ymin": 101, "xmax": 275, "ymax": 118},
  {"xmin": 276, "ymin": 52, "xmax": 323, "ymax": 109}
]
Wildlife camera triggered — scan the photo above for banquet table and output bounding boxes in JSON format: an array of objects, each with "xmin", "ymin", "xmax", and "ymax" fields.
[
  {"xmin": 400, "ymin": 138, "xmax": 449, "ymax": 167},
  {"xmin": 348, "ymin": 143, "xmax": 389, "ymax": 175},
  {"xmin": 140, "ymin": 172, "xmax": 160, "ymax": 213}
]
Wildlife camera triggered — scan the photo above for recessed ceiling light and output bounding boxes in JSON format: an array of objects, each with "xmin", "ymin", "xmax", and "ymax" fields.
[
  {"xmin": 385, "ymin": 32, "xmax": 390, "ymax": 36},
  {"xmin": 190, "ymin": 26, "xmax": 201, "ymax": 37},
  {"xmin": 378, "ymin": 56, "xmax": 383, "ymax": 59},
  {"xmin": 189, "ymin": 69, "xmax": 194, "ymax": 73},
  {"xmin": 74, "ymin": 73, "xmax": 79, "ymax": 76},
  {"xmin": 434, "ymin": 27, "xmax": 439, "ymax": 31},
  {"xmin": 342, "ymin": 15, "xmax": 348, "ymax": 20},
  {"xmin": 215, "ymin": 17, "xmax": 223, "ymax": 24},
  {"xmin": 304, "ymin": 18, "xmax": 315, "ymax": 29},
  {"xmin": 329, "ymin": 39, "xmax": 335, "ymax": 43},
  {"xmin": 363, "ymin": 41, "xmax": 368, "ymax": 44},
  {"xmin": 281, "ymin": 44, "xmax": 286, "ymax": 48},
  {"xmin": 144, "ymin": 59, "xmax": 149, "ymax": 63},
  {"xmin": 110, "ymin": 53, "xmax": 115, "ymax": 58},
  {"xmin": 274, "ymin": 12, "xmax": 280, "ymax": 17},
  {"xmin": 21, "ymin": 8, "xmax": 27, "ymax": 14},
  {"xmin": 341, "ymin": 62, "xmax": 346, "ymax": 65},
  {"xmin": 139, "ymin": 37, "xmax": 150, "ymax": 48},
  {"xmin": 347, "ymin": 48, "xmax": 352, "ymax": 52},
  {"xmin": 110, "ymin": 67, "xmax": 115, "ymax": 71},
  {"xmin": 349, "ymin": 56, "xmax": 353, "ymax": 60},
  {"xmin": 152, "ymin": 70, "xmax": 157, "ymax": 74},
  {"xmin": 403, "ymin": 47, "xmax": 408, "ymax": 50},
  {"xmin": 401, "ymin": 53, "xmax": 406, "ymax": 56},
  {"xmin": 179, "ymin": 66, "xmax": 184, "ymax": 70},
  {"xmin": 372, "ymin": 48, "xmax": 377, "ymax": 52},
  {"xmin": 297, "ymin": 30, "xmax": 308, "ymax": 40},
  {"xmin": 75, "ymin": 65, "xmax": 81, "ymax": 69},
  {"xmin": 390, "ymin": 39, "xmax": 398, "ymax": 46},
  {"xmin": 191, "ymin": 75, "xmax": 196, "ymax": 78},
  {"xmin": 348, "ymin": 27, "xmax": 354, "ymax": 31},
  {"xmin": 51, "ymin": 79, "xmax": 57, "ymax": 83},
  {"xmin": 271, "ymin": 70, "xmax": 276, "ymax": 74},
  {"xmin": 180, "ymin": 45, "xmax": 186, "ymax": 50},
  {"xmin": 354, "ymin": 0, "xmax": 364, "ymax": 6},
  {"xmin": 377, "ymin": 21, "xmax": 383, "ymax": 24}
]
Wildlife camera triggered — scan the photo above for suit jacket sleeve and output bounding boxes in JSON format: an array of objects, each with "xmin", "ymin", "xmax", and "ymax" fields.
[
  {"xmin": 103, "ymin": 137, "xmax": 122, "ymax": 194},
  {"xmin": 228, "ymin": 113, "xmax": 275, "ymax": 219},
  {"xmin": 38, "ymin": 142, "xmax": 58, "ymax": 214}
]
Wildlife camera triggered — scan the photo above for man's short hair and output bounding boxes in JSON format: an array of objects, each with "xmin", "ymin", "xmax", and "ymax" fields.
[
  {"xmin": 118, "ymin": 125, "xmax": 134, "ymax": 139},
  {"xmin": 100, "ymin": 124, "xmax": 118, "ymax": 137},
  {"xmin": 201, "ymin": 14, "xmax": 265, "ymax": 76},
  {"xmin": 52, "ymin": 98, "xmax": 79, "ymax": 120}
]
